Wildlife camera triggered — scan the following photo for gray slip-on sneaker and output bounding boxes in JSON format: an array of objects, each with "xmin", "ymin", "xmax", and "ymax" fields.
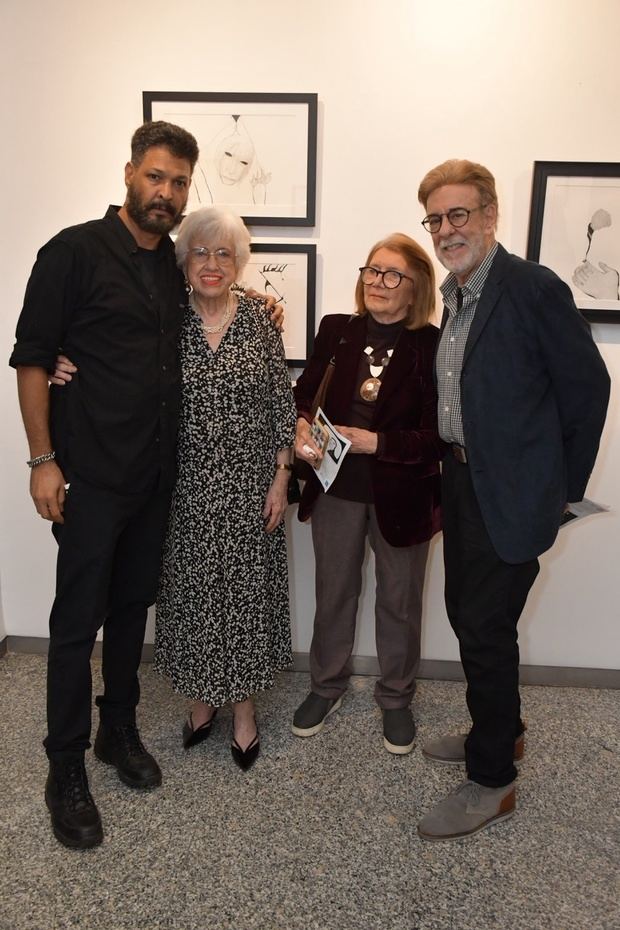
[
  {"xmin": 291, "ymin": 692, "xmax": 343, "ymax": 738},
  {"xmin": 417, "ymin": 779, "xmax": 516, "ymax": 841},
  {"xmin": 422, "ymin": 731, "xmax": 525, "ymax": 765}
]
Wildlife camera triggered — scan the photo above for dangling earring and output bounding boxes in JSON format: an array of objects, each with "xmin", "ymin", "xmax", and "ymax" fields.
[{"xmin": 185, "ymin": 279, "xmax": 193, "ymax": 296}]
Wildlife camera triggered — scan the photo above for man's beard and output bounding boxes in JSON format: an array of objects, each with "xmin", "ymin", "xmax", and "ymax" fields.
[{"xmin": 125, "ymin": 184, "xmax": 184, "ymax": 235}]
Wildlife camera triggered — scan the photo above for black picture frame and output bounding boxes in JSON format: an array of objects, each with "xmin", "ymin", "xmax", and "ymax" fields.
[
  {"xmin": 143, "ymin": 91, "xmax": 317, "ymax": 227},
  {"xmin": 526, "ymin": 160, "xmax": 620, "ymax": 323},
  {"xmin": 244, "ymin": 243, "xmax": 316, "ymax": 367}
]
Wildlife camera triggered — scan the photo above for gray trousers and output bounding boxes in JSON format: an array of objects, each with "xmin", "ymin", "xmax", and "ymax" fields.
[{"xmin": 309, "ymin": 494, "xmax": 429, "ymax": 708}]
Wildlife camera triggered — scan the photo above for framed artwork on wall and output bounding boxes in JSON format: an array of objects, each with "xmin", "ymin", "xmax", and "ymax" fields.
[
  {"xmin": 526, "ymin": 161, "xmax": 620, "ymax": 323},
  {"xmin": 143, "ymin": 91, "xmax": 318, "ymax": 227},
  {"xmin": 241, "ymin": 243, "xmax": 316, "ymax": 366}
]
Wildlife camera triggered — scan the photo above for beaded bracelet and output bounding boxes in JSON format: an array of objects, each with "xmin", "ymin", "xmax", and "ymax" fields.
[{"xmin": 27, "ymin": 451, "xmax": 56, "ymax": 468}]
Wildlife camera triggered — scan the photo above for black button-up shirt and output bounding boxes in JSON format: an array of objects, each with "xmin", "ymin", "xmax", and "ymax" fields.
[{"xmin": 9, "ymin": 206, "xmax": 186, "ymax": 493}]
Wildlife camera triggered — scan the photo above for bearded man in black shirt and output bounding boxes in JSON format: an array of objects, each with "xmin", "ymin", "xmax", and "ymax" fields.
[{"xmin": 10, "ymin": 122, "xmax": 202, "ymax": 849}]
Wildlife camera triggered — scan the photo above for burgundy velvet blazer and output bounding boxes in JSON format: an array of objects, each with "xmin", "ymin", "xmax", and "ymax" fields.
[{"xmin": 294, "ymin": 313, "xmax": 445, "ymax": 547}]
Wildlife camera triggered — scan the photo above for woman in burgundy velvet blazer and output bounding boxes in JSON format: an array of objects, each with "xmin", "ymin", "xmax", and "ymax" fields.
[{"xmin": 290, "ymin": 233, "xmax": 445, "ymax": 755}]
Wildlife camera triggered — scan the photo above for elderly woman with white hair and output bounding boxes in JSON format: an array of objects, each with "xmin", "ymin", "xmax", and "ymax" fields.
[{"xmin": 153, "ymin": 205, "xmax": 296, "ymax": 770}]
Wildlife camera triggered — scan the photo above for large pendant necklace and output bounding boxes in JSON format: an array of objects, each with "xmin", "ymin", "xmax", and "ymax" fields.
[
  {"xmin": 360, "ymin": 346, "xmax": 393, "ymax": 402},
  {"xmin": 190, "ymin": 292, "xmax": 233, "ymax": 334}
]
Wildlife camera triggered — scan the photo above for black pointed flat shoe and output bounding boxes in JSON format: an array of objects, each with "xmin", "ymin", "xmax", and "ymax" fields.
[
  {"xmin": 182, "ymin": 709, "xmax": 218, "ymax": 750},
  {"xmin": 230, "ymin": 725, "xmax": 260, "ymax": 771}
]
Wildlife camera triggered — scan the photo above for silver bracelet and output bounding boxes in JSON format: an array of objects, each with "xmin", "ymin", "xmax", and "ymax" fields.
[{"xmin": 27, "ymin": 451, "xmax": 56, "ymax": 469}]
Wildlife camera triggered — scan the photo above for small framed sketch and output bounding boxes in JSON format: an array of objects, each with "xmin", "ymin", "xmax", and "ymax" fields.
[
  {"xmin": 243, "ymin": 243, "xmax": 316, "ymax": 366},
  {"xmin": 526, "ymin": 161, "xmax": 620, "ymax": 322},
  {"xmin": 143, "ymin": 91, "xmax": 318, "ymax": 226}
]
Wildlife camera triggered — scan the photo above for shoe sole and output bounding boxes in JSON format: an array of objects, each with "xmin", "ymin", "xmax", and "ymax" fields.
[
  {"xmin": 291, "ymin": 696, "xmax": 343, "ymax": 738},
  {"xmin": 384, "ymin": 736, "xmax": 415, "ymax": 755},
  {"xmin": 422, "ymin": 734, "xmax": 525, "ymax": 766},
  {"xmin": 417, "ymin": 807, "xmax": 515, "ymax": 842},
  {"xmin": 50, "ymin": 820, "xmax": 104, "ymax": 849},
  {"xmin": 94, "ymin": 748, "xmax": 162, "ymax": 789}
]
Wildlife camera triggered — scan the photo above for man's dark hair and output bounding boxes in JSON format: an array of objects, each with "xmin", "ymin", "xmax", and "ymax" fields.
[{"xmin": 130, "ymin": 121, "xmax": 199, "ymax": 171}]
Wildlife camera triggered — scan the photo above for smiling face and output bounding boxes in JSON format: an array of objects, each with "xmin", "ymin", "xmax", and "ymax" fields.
[
  {"xmin": 362, "ymin": 247, "xmax": 415, "ymax": 324},
  {"xmin": 124, "ymin": 145, "xmax": 191, "ymax": 236},
  {"xmin": 426, "ymin": 183, "xmax": 497, "ymax": 284},
  {"xmin": 186, "ymin": 238, "xmax": 237, "ymax": 303}
]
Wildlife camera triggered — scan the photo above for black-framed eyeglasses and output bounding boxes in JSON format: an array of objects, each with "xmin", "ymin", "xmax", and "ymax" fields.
[
  {"xmin": 359, "ymin": 266, "xmax": 413, "ymax": 289},
  {"xmin": 187, "ymin": 247, "xmax": 235, "ymax": 265},
  {"xmin": 421, "ymin": 205, "xmax": 486, "ymax": 234}
]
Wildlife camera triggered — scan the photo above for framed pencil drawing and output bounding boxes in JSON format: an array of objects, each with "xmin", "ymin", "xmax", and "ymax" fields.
[
  {"xmin": 526, "ymin": 161, "xmax": 620, "ymax": 323},
  {"xmin": 242, "ymin": 243, "xmax": 316, "ymax": 366},
  {"xmin": 143, "ymin": 91, "xmax": 318, "ymax": 227}
]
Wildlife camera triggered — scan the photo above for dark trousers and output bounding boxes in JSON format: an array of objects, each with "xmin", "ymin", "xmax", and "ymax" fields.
[
  {"xmin": 442, "ymin": 454, "xmax": 539, "ymax": 788},
  {"xmin": 310, "ymin": 494, "xmax": 429, "ymax": 708},
  {"xmin": 44, "ymin": 477, "xmax": 172, "ymax": 756}
]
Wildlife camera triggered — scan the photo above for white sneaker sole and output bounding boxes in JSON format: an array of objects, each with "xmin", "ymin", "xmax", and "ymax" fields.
[
  {"xmin": 291, "ymin": 696, "xmax": 343, "ymax": 738},
  {"xmin": 384, "ymin": 736, "xmax": 415, "ymax": 755}
]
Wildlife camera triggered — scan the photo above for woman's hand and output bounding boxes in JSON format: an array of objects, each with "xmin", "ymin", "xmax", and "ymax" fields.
[
  {"xmin": 294, "ymin": 418, "xmax": 323, "ymax": 467},
  {"xmin": 49, "ymin": 354, "xmax": 77, "ymax": 386},
  {"xmin": 336, "ymin": 426, "xmax": 378, "ymax": 455},
  {"xmin": 263, "ymin": 471, "xmax": 289, "ymax": 532}
]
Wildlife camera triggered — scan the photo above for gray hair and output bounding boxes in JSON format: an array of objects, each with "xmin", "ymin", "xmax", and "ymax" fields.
[{"xmin": 175, "ymin": 206, "xmax": 251, "ymax": 274}]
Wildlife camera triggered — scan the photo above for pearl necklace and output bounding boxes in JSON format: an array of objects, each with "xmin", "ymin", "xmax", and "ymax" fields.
[{"xmin": 190, "ymin": 292, "xmax": 233, "ymax": 334}]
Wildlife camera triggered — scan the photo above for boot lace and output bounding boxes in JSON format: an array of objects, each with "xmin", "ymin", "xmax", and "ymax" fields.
[{"xmin": 59, "ymin": 760, "xmax": 94, "ymax": 812}]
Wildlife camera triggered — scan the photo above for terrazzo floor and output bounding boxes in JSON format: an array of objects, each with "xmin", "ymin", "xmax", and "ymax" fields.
[{"xmin": 1, "ymin": 653, "xmax": 618, "ymax": 930}]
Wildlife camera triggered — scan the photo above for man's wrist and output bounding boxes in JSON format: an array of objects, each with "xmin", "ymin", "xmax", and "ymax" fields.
[{"xmin": 27, "ymin": 451, "xmax": 56, "ymax": 468}]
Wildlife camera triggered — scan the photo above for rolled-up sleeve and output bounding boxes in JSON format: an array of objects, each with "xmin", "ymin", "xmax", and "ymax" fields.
[{"xmin": 9, "ymin": 238, "xmax": 79, "ymax": 371}]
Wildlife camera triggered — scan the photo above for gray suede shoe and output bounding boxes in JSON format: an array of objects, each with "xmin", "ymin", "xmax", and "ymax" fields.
[
  {"xmin": 422, "ymin": 731, "xmax": 525, "ymax": 765},
  {"xmin": 417, "ymin": 780, "xmax": 516, "ymax": 841}
]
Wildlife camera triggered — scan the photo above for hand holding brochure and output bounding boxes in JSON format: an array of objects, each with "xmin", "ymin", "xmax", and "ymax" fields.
[{"xmin": 311, "ymin": 407, "xmax": 351, "ymax": 492}]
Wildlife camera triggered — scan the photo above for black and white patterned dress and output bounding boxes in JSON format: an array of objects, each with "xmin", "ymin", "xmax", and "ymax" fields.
[{"xmin": 154, "ymin": 295, "xmax": 296, "ymax": 705}]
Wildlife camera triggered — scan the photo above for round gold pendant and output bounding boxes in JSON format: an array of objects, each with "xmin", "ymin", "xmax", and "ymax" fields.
[{"xmin": 360, "ymin": 377, "xmax": 382, "ymax": 402}]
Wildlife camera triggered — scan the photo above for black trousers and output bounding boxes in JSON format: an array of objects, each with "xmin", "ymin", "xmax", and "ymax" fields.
[
  {"xmin": 442, "ymin": 454, "xmax": 540, "ymax": 788},
  {"xmin": 44, "ymin": 477, "xmax": 172, "ymax": 756}
]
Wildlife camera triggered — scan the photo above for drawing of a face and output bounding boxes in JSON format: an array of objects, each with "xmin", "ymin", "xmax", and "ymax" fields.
[{"xmin": 216, "ymin": 135, "xmax": 255, "ymax": 185}]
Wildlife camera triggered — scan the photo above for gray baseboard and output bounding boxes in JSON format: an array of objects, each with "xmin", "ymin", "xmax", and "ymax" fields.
[{"xmin": 1, "ymin": 635, "xmax": 618, "ymax": 688}]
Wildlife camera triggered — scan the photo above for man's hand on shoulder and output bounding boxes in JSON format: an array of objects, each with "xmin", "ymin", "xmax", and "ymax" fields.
[{"xmin": 245, "ymin": 288, "xmax": 284, "ymax": 331}]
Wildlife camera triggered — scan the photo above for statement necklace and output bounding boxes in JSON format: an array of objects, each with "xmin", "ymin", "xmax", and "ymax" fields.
[
  {"xmin": 190, "ymin": 292, "xmax": 233, "ymax": 334},
  {"xmin": 360, "ymin": 346, "xmax": 394, "ymax": 402}
]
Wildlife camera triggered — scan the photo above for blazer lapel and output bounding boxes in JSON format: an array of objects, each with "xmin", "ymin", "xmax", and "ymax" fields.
[
  {"xmin": 328, "ymin": 315, "xmax": 367, "ymax": 422},
  {"xmin": 462, "ymin": 244, "xmax": 508, "ymax": 367}
]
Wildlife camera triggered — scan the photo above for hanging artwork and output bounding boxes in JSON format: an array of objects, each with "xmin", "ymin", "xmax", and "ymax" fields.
[
  {"xmin": 527, "ymin": 161, "xmax": 620, "ymax": 322},
  {"xmin": 242, "ymin": 243, "xmax": 316, "ymax": 366},
  {"xmin": 143, "ymin": 91, "xmax": 318, "ymax": 227}
]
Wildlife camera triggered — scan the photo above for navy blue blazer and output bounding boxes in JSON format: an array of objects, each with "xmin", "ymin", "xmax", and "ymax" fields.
[
  {"xmin": 294, "ymin": 313, "xmax": 444, "ymax": 547},
  {"xmin": 451, "ymin": 244, "xmax": 610, "ymax": 564}
]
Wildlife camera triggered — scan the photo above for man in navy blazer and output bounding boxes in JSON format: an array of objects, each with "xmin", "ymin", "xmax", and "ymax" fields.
[{"xmin": 415, "ymin": 159, "xmax": 610, "ymax": 841}]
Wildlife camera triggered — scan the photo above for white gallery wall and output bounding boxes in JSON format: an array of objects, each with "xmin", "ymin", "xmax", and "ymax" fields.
[{"xmin": 1, "ymin": 0, "xmax": 619, "ymax": 669}]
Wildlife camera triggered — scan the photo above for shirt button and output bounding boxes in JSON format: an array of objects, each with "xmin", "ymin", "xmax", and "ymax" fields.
[
  {"xmin": 162, "ymin": 365, "xmax": 167, "ymax": 371},
  {"xmin": 447, "ymin": 371, "xmax": 452, "ymax": 377},
  {"xmin": 444, "ymin": 406, "xmax": 449, "ymax": 412},
  {"xmin": 161, "ymin": 401, "xmax": 166, "ymax": 407},
  {"xmin": 155, "ymin": 437, "xmax": 160, "ymax": 443},
  {"xmin": 450, "ymin": 337, "xmax": 455, "ymax": 343}
]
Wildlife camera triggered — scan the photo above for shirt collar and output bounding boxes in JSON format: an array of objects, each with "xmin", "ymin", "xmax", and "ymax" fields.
[{"xmin": 439, "ymin": 241, "xmax": 499, "ymax": 305}]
